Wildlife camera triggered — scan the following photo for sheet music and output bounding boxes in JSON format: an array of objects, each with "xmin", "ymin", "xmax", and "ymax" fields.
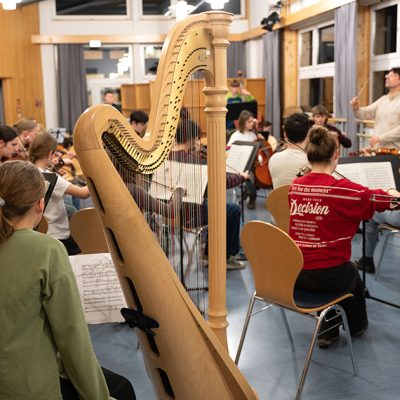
[
  {"xmin": 335, "ymin": 161, "xmax": 396, "ymax": 190},
  {"xmin": 69, "ymin": 254, "xmax": 127, "ymax": 324},
  {"xmin": 150, "ymin": 160, "xmax": 208, "ymax": 204},
  {"xmin": 226, "ymin": 144, "xmax": 255, "ymax": 173}
]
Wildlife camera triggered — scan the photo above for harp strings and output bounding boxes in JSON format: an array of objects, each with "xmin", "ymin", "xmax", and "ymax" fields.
[{"xmin": 103, "ymin": 74, "xmax": 207, "ymax": 314}]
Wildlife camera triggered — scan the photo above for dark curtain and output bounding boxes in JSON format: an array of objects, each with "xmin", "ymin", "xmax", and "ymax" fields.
[
  {"xmin": 263, "ymin": 30, "xmax": 281, "ymax": 137},
  {"xmin": 227, "ymin": 41, "xmax": 247, "ymax": 78},
  {"xmin": 334, "ymin": 2, "xmax": 357, "ymax": 150},
  {"xmin": 57, "ymin": 44, "xmax": 88, "ymax": 133}
]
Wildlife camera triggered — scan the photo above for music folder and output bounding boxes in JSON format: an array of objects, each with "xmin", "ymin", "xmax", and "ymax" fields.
[
  {"xmin": 226, "ymin": 141, "xmax": 260, "ymax": 174},
  {"xmin": 336, "ymin": 155, "xmax": 400, "ymax": 190}
]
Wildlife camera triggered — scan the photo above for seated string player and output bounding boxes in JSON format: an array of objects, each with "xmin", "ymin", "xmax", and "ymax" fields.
[
  {"xmin": 311, "ymin": 104, "xmax": 352, "ymax": 149},
  {"xmin": 269, "ymin": 113, "xmax": 310, "ymax": 189},
  {"xmin": 289, "ymin": 126, "xmax": 400, "ymax": 348},
  {"xmin": 227, "ymin": 110, "xmax": 262, "ymax": 209},
  {"xmin": 29, "ymin": 132, "xmax": 90, "ymax": 255},
  {"xmin": 130, "ymin": 110, "xmax": 149, "ymax": 138},
  {"xmin": 0, "ymin": 125, "xmax": 19, "ymax": 163},
  {"xmin": 173, "ymin": 108, "xmax": 249, "ymax": 270},
  {"xmin": 0, "ymin": 160, "xmax": 135, "ymax": 400}
]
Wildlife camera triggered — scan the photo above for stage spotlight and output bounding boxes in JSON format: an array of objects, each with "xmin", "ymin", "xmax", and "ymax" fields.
[
  {"xmin": 261, "ymin": 1, "xmax": 283, "ymax": 31},
  {"xmin": 261, "ymin": 12, "xmax": 280, "ymax": 31}
]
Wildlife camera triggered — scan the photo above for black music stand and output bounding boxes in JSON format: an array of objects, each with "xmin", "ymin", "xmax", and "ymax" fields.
[
  {"xmin": 226, "ymin": 100, "xmax": 258, "ymax": 122},
  {"xmin": 338, "ymin": 155, "xmax": 400, "ymax": 309},
  {"xmin": 227, "ymin": 141, "xmax": 260, "ymax": 222}
]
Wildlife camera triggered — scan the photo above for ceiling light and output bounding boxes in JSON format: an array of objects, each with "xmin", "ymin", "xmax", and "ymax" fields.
[
  {"xmin": 166, "ymin": 1, "xmax": 195, "ymax": 21},
  {"xmin": 206, "ymin": 0, "xmax": 229, "ymax": 9},
  {"xmin": 89, "ymin": 40, "xmax": 102, "ymax": 48},
  {"xmin": 2, "ymin": 0, "xmax": 18, "ymax": 10}
]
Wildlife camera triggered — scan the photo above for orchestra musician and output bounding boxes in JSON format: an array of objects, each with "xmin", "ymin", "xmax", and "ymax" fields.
[
  {"xmin": 311, "ymin": 104, "xmax": 352, "ymax": 148},
  {"xmin": 12, "ymin": 118, "xmax": 39, "ymax": 160},
  {"xmin": 0, "ymin": 126, "xmax": 19, "ymax": 163},
  {"xmin": 0, "ymin": 160, "xmax": 135, "ymax": 400},
  {"xmin": 351, "ymin": 67, "xmax": 400, "ymax": 150},
  {"xmin": 129, "ymin": 110, "xmax": 149, "ymax": 138},
  {"xmin": 289, "ymin": 126, "xmax": 400, "ymax": 348},
  {"xmin": 269, "ymin": 113, "xmax": 310, "ymax": 188},
  {"xmin": 351, "ymin": 67, "xmax": 400, "ymax": 270},
  {"xmin": 226, "ymin": 80, "xmax": 255, "ymax": 130},
  {"xmin": 173, "ymin": 108, "xmax": 249, "ymax": 269},
  {"xmin": 29, "ymin": 132, "xmax": 90, "ymax": 255},
  {"xmin": 227, "ymin": 110, "xmax": 262, "ymax": 209}
]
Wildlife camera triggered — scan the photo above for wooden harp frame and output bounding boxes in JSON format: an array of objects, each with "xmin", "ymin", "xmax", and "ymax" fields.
[{"xmin": 74, "ymin": 12, "xmax": 257, "ymax": 399}]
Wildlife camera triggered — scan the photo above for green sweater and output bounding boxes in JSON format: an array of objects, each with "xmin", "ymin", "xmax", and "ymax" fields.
[{"xmin": 0, "ymin": 229, "xmax": 110, "ymax": 400}]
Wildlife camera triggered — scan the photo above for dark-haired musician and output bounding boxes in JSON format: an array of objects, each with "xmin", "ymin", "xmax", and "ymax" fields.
[{"xmin": 351, "ymin": 67, "xmax": 400, "ymax": 150}]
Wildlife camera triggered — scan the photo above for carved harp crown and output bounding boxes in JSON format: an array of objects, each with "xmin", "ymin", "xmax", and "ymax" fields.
[{"xmin": 74, "ymin": 11, "xmax": 257, "ymax": 400}]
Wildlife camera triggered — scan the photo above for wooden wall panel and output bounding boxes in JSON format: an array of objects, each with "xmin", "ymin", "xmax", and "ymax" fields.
[
  {"xmin": 121, "ymin": 78, "xmax": 266, "ymax": 134},
  {"xmin": 0, "ymin": 4, "xmax": 44, "ymax": 125},
  {"xmin": 357, "ymin": 5, "xmax": 371, "ymax": 106},
  {"xmin": 282, "ymin": 28, "xmax": 298, "ymax": 112}
]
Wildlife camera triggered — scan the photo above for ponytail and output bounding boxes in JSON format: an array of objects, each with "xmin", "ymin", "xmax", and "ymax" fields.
[
  {"xmin": 0, "ymin": 161, "xmax": 45, "ymax": 243},
  {"xmin": 306, "ymin": 126, "xmax": 337, "ymax": 164}
]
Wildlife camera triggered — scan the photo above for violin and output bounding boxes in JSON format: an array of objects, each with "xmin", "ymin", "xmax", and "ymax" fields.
[
  {"xmin": 349, "ymin": 147, "xmax": 400, "ymax": 157},
  {"xmin": 49, "ymin": 143, "xmax": 85, "ymax": 185}
]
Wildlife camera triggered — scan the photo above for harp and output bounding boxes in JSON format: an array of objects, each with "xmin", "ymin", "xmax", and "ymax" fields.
[{"xmin": 74, "ymin": 11, "xmax": 257, "ymax": 399}]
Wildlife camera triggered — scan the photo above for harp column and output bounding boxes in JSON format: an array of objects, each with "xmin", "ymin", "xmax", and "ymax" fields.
[{"xmin": 203, "ymin": 12, "xmax": 232, "ymax": 348}]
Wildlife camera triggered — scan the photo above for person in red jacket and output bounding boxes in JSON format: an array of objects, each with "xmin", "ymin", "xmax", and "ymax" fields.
[{"xmin": 289, "ymin": 125, "xmax": 400, "ymax": 348}]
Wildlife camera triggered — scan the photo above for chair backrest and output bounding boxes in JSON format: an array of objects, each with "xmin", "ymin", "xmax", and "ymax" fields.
[
  {"xmin": 241, "ymin": 221, "xmax": 303, "ymax": 309},
  {"xmin": 70, "ymin": 208, "xmax": 109, "ymax": 254},
  {"xmin": 265, "ymin": 184, "xmax": 290, "ymax": 233}
]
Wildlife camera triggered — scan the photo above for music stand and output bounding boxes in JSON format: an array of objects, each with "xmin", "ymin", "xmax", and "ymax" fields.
[
  {"xmin": 226, "ymin": 100, "xmax": 258, "ymax": 122},
  {"xmin": 337, "ymin": 155, "xmax": 400, "ymax": 309},
  {"xmin": 226, "ymin": 141, "xmax": 260, "ymax": 222}
]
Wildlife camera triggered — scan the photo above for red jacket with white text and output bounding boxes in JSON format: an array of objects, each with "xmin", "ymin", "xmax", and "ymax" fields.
[{"xmin": 289, "ymin": 172, "xmax": 394, "ymax": 270}]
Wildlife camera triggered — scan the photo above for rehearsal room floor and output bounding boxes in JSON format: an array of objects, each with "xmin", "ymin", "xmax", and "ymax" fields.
[{"xmin": 88, "ymin": 192, "xmax": 400, "ymax": 400}]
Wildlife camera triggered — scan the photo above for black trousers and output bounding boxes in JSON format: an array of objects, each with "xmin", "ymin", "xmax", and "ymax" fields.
[
  {"xmin": 295, "ymin": 262, "xmax": 368, "ymax": 335},
  {"xmin": 60, "ymin": 367, "xmax": 136, "ymax": 400},
  {"xmin": 59, "ymin": 236, "xmax": 81, "ymax": 256}
]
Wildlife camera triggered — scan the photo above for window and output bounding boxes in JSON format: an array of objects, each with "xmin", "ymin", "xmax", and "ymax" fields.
[
  {"xmin": 143, "ymin": 46, "xmax": 163, "ymax": 76},
  {"xmin": 141, "ymin": 0, "xmax": 243, "ymax": 17},
  {"xmin": 142, "ymin": 0, "xmax": 171, "ymax": 15},
  {"xmin": 299, "ymin": 77, "xmax": 334, "ymax": 113},
  {"xmin": 55, "ymin": 0, "xmax": 127, "ymax": 16},
  {"xmin": 370, "ymin": 2, "xmax": 400, "ymax": 103},
  {"xmin": 84, "ymin": 46, "xmax": 133, "ymax": 107},
  {"xmin": 318, "ymin": 25, "xmax": 334, "ymax": 64},
  {"xmin": 372, "ymin": 70, "xmax": 388, "ymax": 101},
  {"xmin": 374, "ymin": 4, "xmax": 397, "ymax": 55},
  {"xmin": 84, "ymin": 47, "xmax": 131, "ymax": 80},
  {"xmin": 298, "ymin": 21, "xmax": 335, "ymax": 112}
]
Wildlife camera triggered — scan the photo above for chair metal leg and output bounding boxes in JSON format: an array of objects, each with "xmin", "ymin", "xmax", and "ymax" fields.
[
  {"xmin": 335, "ymin": 304, "xmax": 358, "ymax": 376},
  {"xmin": 235, "ymin": 292, "xmax": 256, "ymax": 365},
  {"xmin": 376, "ymin": 231, "xmax": 398, "ymax": 280},
  {"xmin": 295, "ymin": 311, "xmax": 325, "ymax": 400},
  {"xmin": 279, "ymin": 308, "xmax": 295, "ymax": 353}
]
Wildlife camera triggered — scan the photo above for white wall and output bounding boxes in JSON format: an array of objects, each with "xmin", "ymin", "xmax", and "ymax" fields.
[{"xmin": 248, "ymin": 0, "xmax": 280, "ymax": 29}]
